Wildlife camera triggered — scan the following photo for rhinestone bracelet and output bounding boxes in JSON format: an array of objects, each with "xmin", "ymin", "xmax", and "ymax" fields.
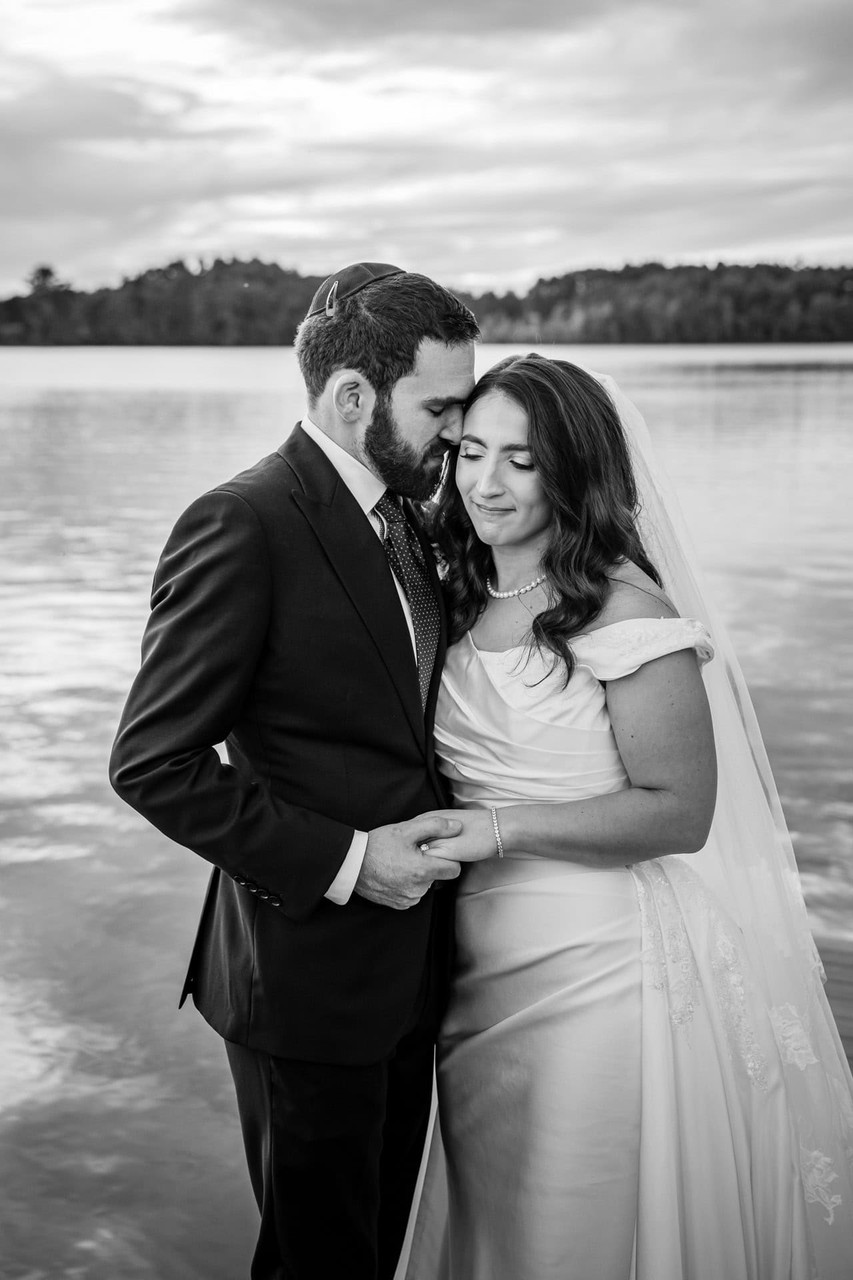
[{"xmin": 489, "ymin": 806, "xmax": 504, "ymax": 859}]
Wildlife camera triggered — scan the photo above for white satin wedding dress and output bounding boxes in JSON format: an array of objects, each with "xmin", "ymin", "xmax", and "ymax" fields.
[
  {"xmin": 398, "ymin": 617, "xmax": 853, "ymax": 1280},
  {"xmin": 397, "ymin": 372, "xmax": 853, "ymax": 1279}
]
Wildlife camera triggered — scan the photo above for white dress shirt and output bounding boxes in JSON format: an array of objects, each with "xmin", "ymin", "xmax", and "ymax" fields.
[{"xmin": 300, "ymin": 417, "xmax": 418, "ymax": 905}]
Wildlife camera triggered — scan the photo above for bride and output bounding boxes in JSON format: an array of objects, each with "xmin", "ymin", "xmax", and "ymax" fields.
[{"xmin": 399, "ymin": 354, "xmax": 853, "ymax": 1279}]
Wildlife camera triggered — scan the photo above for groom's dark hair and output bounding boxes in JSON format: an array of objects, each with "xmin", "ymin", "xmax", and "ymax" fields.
[{"xmin": 295, "ymin": 272, "xmax": 479, "ymax": 407}]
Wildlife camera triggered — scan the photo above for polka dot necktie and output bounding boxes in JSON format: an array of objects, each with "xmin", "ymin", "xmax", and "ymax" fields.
[{"xmin": 374, "ymin": 491, "xmax": 440, "ymax": 711}]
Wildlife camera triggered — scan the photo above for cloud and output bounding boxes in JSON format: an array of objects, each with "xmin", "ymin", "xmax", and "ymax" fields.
[
  {"xmin": 180, "ymin": 0, "xmax": 853, "ymax": 113},
  {"xmin": 3, "ymin": 71, "xmax": 194, "ymax": 146},
  {"xmin": 0, "ymin": 0, "xmax": 851, "ymax": 295},
  {"xmin": 180, "ymin": 0, "xmax": 617, "ymax": 47}
]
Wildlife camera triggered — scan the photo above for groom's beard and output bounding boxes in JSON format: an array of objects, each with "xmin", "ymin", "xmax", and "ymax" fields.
[{"xmin": 362, "ymin": 396, "xmax": 448, "ymax": 501}]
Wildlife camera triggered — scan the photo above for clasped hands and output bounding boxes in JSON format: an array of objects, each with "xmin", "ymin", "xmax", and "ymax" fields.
[{"xmin": 356, "ymin": 809, "xmax": 498, "ymax": 911}]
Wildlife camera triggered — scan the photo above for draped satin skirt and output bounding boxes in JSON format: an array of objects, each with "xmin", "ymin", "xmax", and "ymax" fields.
[
  {"xmin": 399, "ymin": 854, "xmax": 851, "ymax": 1280},
  {"xmin": 406, "ymin": 856, "xmax": 643, "ymax": 1280}
]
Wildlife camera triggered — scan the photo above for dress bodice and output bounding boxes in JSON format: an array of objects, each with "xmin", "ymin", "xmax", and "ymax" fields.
[{"xmin": 435, "ymin": 617, "xmax": 713, "ymax": 814}]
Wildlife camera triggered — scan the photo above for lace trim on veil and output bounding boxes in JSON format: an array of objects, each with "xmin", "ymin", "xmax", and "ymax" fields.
[{"xmin": 600, "ymin": 373, "xmax": 853, "ymax": 1267}]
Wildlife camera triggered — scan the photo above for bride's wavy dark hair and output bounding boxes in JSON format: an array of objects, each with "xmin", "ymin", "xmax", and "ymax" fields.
[{"xmin": 430, "ymin": 353, "xmax": 661, "ymax": 682}]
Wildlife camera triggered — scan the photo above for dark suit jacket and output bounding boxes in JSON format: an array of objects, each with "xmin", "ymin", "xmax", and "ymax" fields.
[{"xmin": 109, "ymin": 425, "xmax": 453, "ymax": 1064}]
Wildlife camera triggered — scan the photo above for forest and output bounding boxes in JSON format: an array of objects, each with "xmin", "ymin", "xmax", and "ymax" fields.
[{"xmin": 2, "ymin": 259, "xmax": 852, "ymax": 345}]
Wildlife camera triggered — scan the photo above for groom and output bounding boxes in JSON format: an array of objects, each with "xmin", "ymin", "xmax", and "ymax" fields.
[{"xmin": 109, "ymin": 264, "xmax": 479, "ymax": 1279}]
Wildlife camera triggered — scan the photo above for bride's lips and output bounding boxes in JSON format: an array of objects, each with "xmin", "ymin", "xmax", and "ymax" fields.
[{"xmin": 472, "ymin": 502, "xmax": 513, "ymax": 517}]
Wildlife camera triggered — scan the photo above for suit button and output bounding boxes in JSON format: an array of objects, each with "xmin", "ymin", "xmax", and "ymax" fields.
[
  {"xmin": 257, "ymin": 889, "xmax": 269, "ymax": 900},
  {"xmin": 269, "ymin": 896, "xmax": 282, "ymax": 908},
  {"xmin": 247, "ymin": 884, "xmax": 258, "ymax": 894},
  {"xmin": 234, "ymin": 876, "xmax": 247, "ymax": 887}
]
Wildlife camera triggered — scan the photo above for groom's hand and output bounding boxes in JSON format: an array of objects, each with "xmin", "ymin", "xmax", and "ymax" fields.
[{"xmin": 357, "ymin": 816, "xmax": 463, "ymax": 910}]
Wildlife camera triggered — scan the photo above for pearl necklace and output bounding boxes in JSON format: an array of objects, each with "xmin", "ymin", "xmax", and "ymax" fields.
[{"xmin": 485, "ymin": 573, "xmax": 546, "ymax": 599}]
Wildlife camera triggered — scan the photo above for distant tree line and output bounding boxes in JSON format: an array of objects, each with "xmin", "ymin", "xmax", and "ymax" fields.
[
  {"xmin": 2, "ymin": 259, "xmax": 852, "ymax": 345},
  {"xmin": 0, "ymin": 260, "xmax": 322, "ymax": 346}
]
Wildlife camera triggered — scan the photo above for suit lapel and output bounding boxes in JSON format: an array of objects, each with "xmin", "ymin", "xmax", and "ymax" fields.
[{"xmin": 281, "ymin": 427, "xmax": 427, "ymax": 753}]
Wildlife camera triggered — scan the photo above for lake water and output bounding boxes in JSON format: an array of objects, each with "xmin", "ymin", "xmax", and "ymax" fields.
[{"xmin": 1, "ymin": 343, "xmax": 852, "ymax": 1277}]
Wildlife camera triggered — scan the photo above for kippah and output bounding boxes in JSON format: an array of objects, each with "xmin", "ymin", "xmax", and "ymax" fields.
[{"xmin": 305, "ymin": 262, "xmax": 404, "ymax": 318}]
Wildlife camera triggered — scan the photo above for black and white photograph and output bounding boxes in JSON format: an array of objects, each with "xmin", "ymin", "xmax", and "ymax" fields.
[{"xmin": 1, "ymin": 1, "xmax": 853, "ymax": 1277}]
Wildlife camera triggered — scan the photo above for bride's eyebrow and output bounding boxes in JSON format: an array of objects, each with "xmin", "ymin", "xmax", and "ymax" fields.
[{"xmin": 460, "ymin": 432, "xmax": 531, "ymax": 452}]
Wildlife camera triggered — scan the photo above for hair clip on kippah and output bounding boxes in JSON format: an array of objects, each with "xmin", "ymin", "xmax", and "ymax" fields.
[{"xmin": 324, "ymin": 280, "xmax": 339, "ymax": 317}]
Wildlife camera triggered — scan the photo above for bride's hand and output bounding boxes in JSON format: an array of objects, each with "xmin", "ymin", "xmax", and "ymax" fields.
[{"xmin": 419, "ymin": 809, "xmax": 498, "ymax": 862}]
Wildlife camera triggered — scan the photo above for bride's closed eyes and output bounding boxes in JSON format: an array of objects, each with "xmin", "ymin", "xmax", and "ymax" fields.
[{"xmin": 458, "ymin": 445, "xmax": 536, "ymax": 471}]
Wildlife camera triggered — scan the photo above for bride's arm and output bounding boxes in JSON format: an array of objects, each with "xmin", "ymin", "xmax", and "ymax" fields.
[{"xmin": 426, "ymin": 646, "xmax": 717, "ymax": 867}]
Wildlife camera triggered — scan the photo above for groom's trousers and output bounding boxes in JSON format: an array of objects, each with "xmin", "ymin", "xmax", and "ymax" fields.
[{"xmin": 225, "ymin": 996, "xmax": 435, "ymax": 1280}]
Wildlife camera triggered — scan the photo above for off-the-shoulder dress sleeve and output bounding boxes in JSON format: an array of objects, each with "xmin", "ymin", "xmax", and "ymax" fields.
[{"xmin": 570, "ymin": 617, "xmax": 713, "ymax": 681}]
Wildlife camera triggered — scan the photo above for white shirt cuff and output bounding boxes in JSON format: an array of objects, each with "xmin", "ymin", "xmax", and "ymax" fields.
[{"xmin": 324, "ymin": 829, "xmax": 368, "ymax": 905}]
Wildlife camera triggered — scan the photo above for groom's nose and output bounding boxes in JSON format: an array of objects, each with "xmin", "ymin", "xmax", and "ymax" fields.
[{"xmin": 439, "ymin": 407, "xmax": 464, "ymax": 444}]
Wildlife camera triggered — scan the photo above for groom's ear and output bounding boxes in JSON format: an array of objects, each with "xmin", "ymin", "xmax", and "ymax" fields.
[{"xmin": 331, "ymin": 370, "xmax": 377, "ymax": 426}]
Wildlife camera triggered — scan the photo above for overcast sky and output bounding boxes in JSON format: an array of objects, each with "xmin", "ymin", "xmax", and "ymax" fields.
[{"xmin": 2, "ymin": 0, "xmax": 851, "ymax": 297}]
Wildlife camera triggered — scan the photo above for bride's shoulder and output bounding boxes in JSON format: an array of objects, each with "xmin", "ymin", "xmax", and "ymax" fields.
[
  {"xmin": 591, "ymin": 561, "xmax": 677, "ymax": 632},
  {"xmin": 571, "ymin": 563, "xmax": 713, "ymax": 679}
]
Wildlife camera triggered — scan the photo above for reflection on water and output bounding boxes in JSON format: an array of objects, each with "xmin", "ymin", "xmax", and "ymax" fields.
[{"xmin": 1, "ymin": 345, "xmax": 852, "ymax": 1277}]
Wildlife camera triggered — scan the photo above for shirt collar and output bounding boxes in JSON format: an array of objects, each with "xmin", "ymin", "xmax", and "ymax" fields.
[{"xmin": 300, "ymin": 416, "xmax": 386, "ymax": 516}]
